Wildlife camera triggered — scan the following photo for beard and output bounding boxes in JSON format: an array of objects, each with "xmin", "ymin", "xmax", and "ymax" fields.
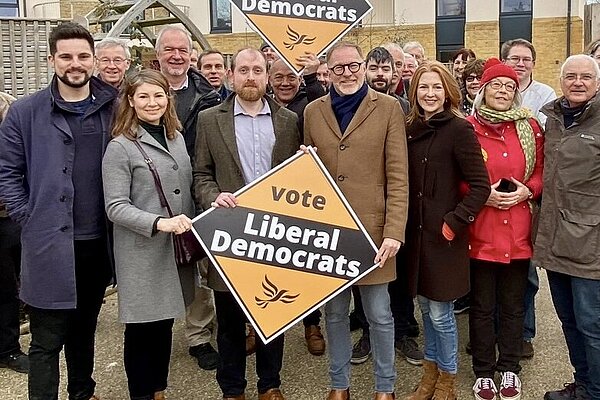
[
  {"xmin": 56, "ymin": 69, "xmax": 92, "ymax": 88},
  {"xmin": 368, "ymin": 79, "xmax": 391, "ymax": 94},
  {"xmin": 237, "ymin": 82, "xmax": 265, "ymax": 102}
]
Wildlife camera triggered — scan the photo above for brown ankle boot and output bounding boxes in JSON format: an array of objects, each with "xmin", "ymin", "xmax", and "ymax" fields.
[
  {"xmin": 305, "ymin": 325, "xmax": 326, "ymax": 355},
  {"xmin": 154, "ymin": 391, "xmax": 166, "ymax": 400},
  {"xmin": 432, "ymin": 371, "xmax": 457, "ymax": 400},
  {"xmin": 404, "ymin": 360, "xmax": 439, "ymax": 400},
  {"xmin": 327, "ymin": 388, "xmax": 350, "ymax": 400},
  {"xmin": 374, "ymin": 393, "xmax": 395, "ymax": 399}
]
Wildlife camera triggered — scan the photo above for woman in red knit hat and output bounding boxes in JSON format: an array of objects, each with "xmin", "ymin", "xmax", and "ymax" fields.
[{"xmin": 466, "ymin": 58, "xmax": 545, "ymax": 400}]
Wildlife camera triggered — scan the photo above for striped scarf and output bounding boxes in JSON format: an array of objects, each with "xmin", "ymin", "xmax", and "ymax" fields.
[{"xmin": 478, "ymin": 105, "xmax": 536, "ymax": 182}]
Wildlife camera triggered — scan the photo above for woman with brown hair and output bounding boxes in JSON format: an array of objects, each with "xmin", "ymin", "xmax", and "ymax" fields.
[
  {"xmin": 102, "ymin": 69, "xmax": 195, "ymax": 400},
  {"xmin": 451, "ymin": 48, "xmax": 476, "ymax": 83},
  {"xmin": 402, "ymin": 61, "xmax": 490, "ymax": 400}
]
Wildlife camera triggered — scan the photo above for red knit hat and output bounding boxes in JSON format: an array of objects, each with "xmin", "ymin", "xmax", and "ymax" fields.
[{"xmin": 480, "ymin": 57, "xmax": 519, "ymax": 89}]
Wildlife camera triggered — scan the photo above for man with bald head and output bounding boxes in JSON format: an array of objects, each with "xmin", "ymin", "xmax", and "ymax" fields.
[
  {"xmin": 536, "ymin": 54, "xmax": 600, "ymax": 400},
  {"xmin": 269, "ymin": 56, "xmax": 326, "ymax": 135},
  {"xmin": 194, "ymin": 47, "xmax": 301, "ymax": 400}
]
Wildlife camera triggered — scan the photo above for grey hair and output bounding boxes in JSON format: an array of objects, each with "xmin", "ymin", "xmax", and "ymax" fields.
[
  {"xmin": 96, "ymin": 38, "xmax": 130, "ymax": 59},
  {"xmin": 472, "ymin": 82, "xmax": 523, "ymax": 113},
  {"xmin": 560, "ymin": 54, "xmax": 600, "ymax": 79},
  {"xmin": 403, "ymin": 41, "xmax": 425, "ymax": 55},
  {"xmin": 383, "ymin": 42, "xmax": 404, "ymax": 55},
  {"xmin": 155, "ymin": 26, "xmax": 192, "ymax": 52}
]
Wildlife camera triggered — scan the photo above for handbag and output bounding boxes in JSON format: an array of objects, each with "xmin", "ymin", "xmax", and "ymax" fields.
[{"xmin": 131, "ymin": 140, "xmax": 205, "ymax": 267}]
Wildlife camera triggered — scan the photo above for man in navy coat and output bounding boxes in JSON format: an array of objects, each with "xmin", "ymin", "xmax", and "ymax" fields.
[{"xmin": 0, "ymin": 22, "xmax": 116, "ymax": 400}]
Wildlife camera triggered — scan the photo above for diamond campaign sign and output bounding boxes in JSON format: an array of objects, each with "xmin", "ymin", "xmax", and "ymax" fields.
[
  {"xmin": 191, "ymin": 147, "xmax": 379, "ymax": 344},
  {"xmin": 228, "ymin": 0, "xmax": 373, "ymax": 74}
]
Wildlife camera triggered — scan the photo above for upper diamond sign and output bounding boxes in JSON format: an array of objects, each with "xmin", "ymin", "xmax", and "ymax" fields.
[
  {"xmin": 191, "ymin": 147, "xmax": 379, "ymax": 344},
  {"xmin": 229, "ymin": 0, "xmax": 373, "ymax": 74}
]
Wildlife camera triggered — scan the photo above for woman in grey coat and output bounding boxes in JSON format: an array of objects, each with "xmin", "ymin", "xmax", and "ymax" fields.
[{"xmin": 102, "ymin": 69, "xmax": 195, "ymax": 400}]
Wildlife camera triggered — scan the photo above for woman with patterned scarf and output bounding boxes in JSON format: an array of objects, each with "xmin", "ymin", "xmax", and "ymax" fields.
[{"xmin": 466, "ymin": 58, "xmax": 544, "ymax": 400}]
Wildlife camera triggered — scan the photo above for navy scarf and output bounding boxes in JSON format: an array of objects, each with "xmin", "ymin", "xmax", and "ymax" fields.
[{"xmin": 330, "ymin": 83, "xmax": 368, "ymax": 133}]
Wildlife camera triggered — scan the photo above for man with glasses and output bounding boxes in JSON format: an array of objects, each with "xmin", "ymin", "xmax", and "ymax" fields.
[
  {"xmin": 536, "ymin": 54, "xmax": 600, "ymax": 400},
  {"xmin": 304, "ymin": 41, "xmax": 408, "ymax": 400},
  {"xmin": 95, "ymin": 38, "xmax": 130, "ymax": 89},
  {"xmin": 501, "ymin": 38, "xmax": 557, "ymax": 361},
  {"xmin": 155, "ymin": 26, "xmax": 221, "ymax": 371}
]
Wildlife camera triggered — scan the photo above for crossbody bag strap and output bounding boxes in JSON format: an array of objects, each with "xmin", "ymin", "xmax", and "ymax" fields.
[{"xmin": 131, "ymin": 139, "xmax": 175, "ymax": 218}]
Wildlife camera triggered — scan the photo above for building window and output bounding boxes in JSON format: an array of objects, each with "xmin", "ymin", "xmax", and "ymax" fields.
[
  {"xmin": 210, "ymin": 0, "xmax": 231, "ymax": 33},
  {"xmin": 501, "ymin": 0, "xmax": 532, "ymax": 13},
  {"xmin": 437, "ymin": 0, "xmax": 465, "ymax": 17},
  {"xmin": 0, "ymin": 0, "xmax": 18, "ymax": 17}
]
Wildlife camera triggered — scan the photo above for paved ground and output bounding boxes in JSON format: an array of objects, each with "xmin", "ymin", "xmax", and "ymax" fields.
[{"xmin": 1, "ymin": 270, "xmax": 575, "ymax": 399}]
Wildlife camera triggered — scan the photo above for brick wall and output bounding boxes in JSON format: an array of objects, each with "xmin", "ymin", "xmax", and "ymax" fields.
[
  {"xmin": 465, "ymin": 21, "xmax": 500, "ymax": 60},
  {"xmin": 532, "ymin": 17, "xmax": 584, "ymax": 95},
  {"xmin": 60, "ymin": 0, "xmax": 96, "ymax": 19}
]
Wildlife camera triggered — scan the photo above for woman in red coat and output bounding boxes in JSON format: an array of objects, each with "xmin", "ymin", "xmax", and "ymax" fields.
[{"xmin": 466, "ymin": 58, "xmax": 544, "ymax": 400}]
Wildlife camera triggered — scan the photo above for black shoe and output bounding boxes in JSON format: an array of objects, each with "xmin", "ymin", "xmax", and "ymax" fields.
[
  {"xmin": 453, "ymin": 295, "xmax": 470, "ymax": 314},
  {"xmin": 544, "ymin": 383, "xmax": 574, "ymax": 400},
  {"xmin": 521, "ymin": 340, "xmax": 534, "ymax": 359},
  {"xmin": 189, "ymin": 343, "xmax": 219, "ymax": 370},
  {"xmin": 395, "ymin": 336, "xmax": 423, "ymax": 366},
  {"xmin": 350, "ymin": 333, "xmax": 371, "ymax": 364},
  {"xmin": 0, "ymin": 350, "xmax": 29, "ymax": 374}
]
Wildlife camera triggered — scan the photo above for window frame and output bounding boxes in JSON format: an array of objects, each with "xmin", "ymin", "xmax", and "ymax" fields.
[
  {"xmin": 210, "ymin": 0, "xmax": 232, "ymax": 34},
  {"xmin": 436, "ymin": 0, "xmax": 466, "ymax": 18}
]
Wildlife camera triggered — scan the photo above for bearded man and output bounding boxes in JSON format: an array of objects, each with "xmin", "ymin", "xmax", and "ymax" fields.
[{"xmin": 193, "ymin": 47, "xmax": 301, "ymax": 400}]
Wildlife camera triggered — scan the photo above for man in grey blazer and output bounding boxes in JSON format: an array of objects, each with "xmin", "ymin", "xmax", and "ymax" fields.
[{"xmin": 194, "ymin": 47, "xmax": 301, "ymax": 400}]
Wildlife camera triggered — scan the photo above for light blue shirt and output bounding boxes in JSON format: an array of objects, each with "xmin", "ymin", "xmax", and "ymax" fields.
[{"xmin": 233, "ymin": 97, "xmax": 275, "ymax": 184}]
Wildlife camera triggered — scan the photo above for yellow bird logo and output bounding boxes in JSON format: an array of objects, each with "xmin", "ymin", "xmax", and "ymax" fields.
[{"xmin": 283, "ymin": 25, "xmax": 316, "ymax": 50}]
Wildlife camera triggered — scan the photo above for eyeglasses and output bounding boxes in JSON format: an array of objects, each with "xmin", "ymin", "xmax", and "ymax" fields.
[
  {"xmin": 488, "ymin": 80, "xmax": 517, "ymax": 93},
  {"xmin": 505, "ymin": 56, "xmax": 534, "ymax": 64},
  {"xmin": 465, "ymin": 75, "xmax": 482, "ymax": 83},
  {"xmin": 98, "ymin": 57, "xmax": 127, "ymax": 66},
  {"xmin": 329, "ymin": 62, "xmax": 362, "ymax": 76},
  {"xmin": 562, "ymin": 73, "xmax": 597, "ymax": 83}
]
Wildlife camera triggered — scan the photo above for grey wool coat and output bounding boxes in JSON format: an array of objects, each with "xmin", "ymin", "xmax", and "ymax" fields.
[{"xmin": 102, "ymin": 126, "xmax": 195, "ymax": 323}]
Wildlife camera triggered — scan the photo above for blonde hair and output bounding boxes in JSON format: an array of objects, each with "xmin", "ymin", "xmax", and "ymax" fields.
[
  {"xmin": 111, "ymin": 69, "xmax": 182, "ymax": 140},
  {"xmin": 407, "ymin": 60, "xmax": 462, "ymax": 125}
]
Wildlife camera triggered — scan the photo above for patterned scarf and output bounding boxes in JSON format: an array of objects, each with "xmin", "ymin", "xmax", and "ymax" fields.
[{"xmin": 478, "ymin": 105, "xmax": 536, "ymax": 182}]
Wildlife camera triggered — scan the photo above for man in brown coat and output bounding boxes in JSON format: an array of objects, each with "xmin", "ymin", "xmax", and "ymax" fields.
[
  {"xmin": 304, "ymin": 41, "xmax": 409, "ymax": 400},
  {"xmin": 194, "ymin": 47, "xmax": 301, "ymax": 400}
]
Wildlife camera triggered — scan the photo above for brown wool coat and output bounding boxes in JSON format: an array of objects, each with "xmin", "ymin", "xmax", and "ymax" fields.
[{"xmin": 304, "ymin": 88, "xmax": 409, "ymax": 285}]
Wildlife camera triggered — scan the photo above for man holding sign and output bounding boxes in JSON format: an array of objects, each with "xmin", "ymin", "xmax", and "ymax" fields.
[
  {"xmin": 194, "ymin": 47, "xmax": 301, "ymax": 400},
  {"xmin": 304, "ymin": 42, "xmax": 409, "ymax": 400}
]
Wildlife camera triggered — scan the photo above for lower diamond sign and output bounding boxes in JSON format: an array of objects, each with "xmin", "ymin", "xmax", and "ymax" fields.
[{"xmin": 191, "ymin": 147, "xmax": 378, "ymax": 344}]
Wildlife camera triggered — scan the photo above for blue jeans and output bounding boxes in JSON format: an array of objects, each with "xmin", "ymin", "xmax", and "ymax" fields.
[
  {"xmin": 325, "ymin": 284, "xmax": 395, "ymax": 393},
  {"xmin": 547, "ymin": 270, "xmax": 600, "ymax": 399},
  {"xmin": 523, "ymin": 263, "xmax": 539, "ymax": 341},
  {"xmin": 417, "ymin": 296, "xmax": 458, "ymax": 374}
]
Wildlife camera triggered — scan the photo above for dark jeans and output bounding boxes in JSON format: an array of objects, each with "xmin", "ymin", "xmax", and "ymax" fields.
[
  {"xmin": 124, "ymin": 319, "xmax": 174, "ymax": 400},
  {"xmin": 547, "ymin": 270, "xmax": 600, "ymax": 399},
  {"xmin": 302, "ymin": 309, "xmax": 322, "ymax": 327},
  {"xmin": 28, "ymin": 238, "xmax": 111, "ymax": 400},
  {"xmin": 214, "ymin": 291, "xmax": 284, "ymax": 396},
  {"xmin": 0, "ymin": 217, "xmax": 21, "ymax": 358},
  {"xmin": 469, "ymin": 258, "xmax": 529, "ymax": 378}
]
